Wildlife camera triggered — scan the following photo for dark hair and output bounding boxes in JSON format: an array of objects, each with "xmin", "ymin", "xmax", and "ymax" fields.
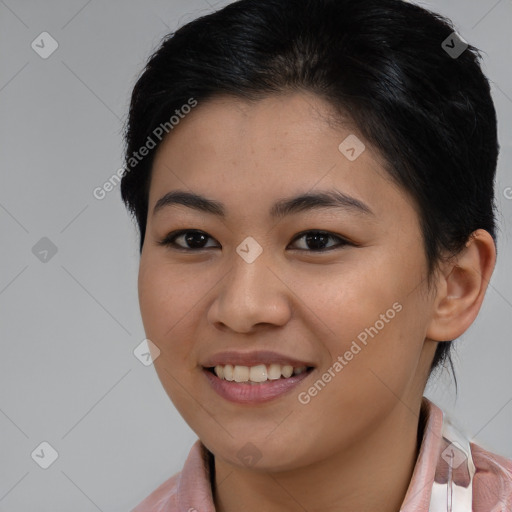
[{"xmin": 120, "ymin": 0, "xmax": 499, "ymax": 378}]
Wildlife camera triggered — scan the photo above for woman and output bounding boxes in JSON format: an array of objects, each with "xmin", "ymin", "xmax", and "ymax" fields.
[{"xmin": 120, "ymin": 0, "xmax": 512, "ymax": 510}]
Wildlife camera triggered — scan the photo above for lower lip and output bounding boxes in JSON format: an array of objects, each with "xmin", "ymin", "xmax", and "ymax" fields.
[{"xmin": 203, "ymin": 368, "xmax": 313, "ymax": 404}]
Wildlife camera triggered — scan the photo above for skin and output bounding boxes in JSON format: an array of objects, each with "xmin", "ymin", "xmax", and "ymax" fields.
[{"xmin": 137, "ymin": 91, "xmax": 496, "ymax": 512}]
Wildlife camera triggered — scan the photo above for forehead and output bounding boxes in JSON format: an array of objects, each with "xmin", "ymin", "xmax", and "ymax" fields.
[{"xmin": 148, "ymin": 92, "xmax": 415, "ymax": 224}]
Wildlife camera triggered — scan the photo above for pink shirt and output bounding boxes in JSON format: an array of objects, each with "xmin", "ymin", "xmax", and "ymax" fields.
[{"xmin": 131, "ymin": 398, "xmax": 512, "ymax": 511}]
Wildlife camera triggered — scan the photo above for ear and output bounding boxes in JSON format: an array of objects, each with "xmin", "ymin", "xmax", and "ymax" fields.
[{"xmin": 426, "ymin": 229, "xmax": 496, "ymax": 342}]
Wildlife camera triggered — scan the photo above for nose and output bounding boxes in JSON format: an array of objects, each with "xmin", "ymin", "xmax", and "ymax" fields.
[{"xmin": 206, "ymin": 247, "xmax": 292, "ymax": 334}]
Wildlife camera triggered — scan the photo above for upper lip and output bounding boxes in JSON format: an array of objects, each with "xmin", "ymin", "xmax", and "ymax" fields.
[{"xmin": 201, "ymin": 350, "xmax": 315, "ymax": 368}]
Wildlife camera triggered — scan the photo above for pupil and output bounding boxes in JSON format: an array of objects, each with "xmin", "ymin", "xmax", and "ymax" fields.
[
  {"xmin": 186, "ymin": 232, "xmax": 207, "ymax": 248},
  {"xmin": 306, "ymin": 232, "xmax": 328, "ymax": 250}
]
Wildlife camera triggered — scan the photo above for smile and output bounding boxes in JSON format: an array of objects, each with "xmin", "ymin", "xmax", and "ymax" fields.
[
  {"xmin": 203, "ymin": 365, "xmax": 315, "ymax": 404},
  {"xmin": 208, "ymin": 363, "xmax": 310, "ymax": 383}
]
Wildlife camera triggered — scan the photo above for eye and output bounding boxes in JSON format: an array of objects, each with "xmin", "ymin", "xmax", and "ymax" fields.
[
  {"xmin": 158, "ymin": 229, "xmax": 352, "ymax": 252},
  {"xmin": 288, "ymin": 230, "xmax": 351, "ymax": 252},
  {"xmin": 157, "ymin": 230, "xmax": 219, "ymax": 250}
]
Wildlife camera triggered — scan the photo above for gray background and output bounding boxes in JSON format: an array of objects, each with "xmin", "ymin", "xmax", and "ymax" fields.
[{"xmin": 0, "ymin": 0, "xmax": 511, "ymax": 510}]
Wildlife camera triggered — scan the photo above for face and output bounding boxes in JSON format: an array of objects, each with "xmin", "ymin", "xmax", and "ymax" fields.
[{"xmin": 138, "ymin": 91, "xmax": 438, "ymax": 471}]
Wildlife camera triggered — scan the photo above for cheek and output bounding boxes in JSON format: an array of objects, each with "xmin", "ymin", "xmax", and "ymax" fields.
[
  {"xmin": 138, "ymin": 257, "xmax": 205, "ymax": 412},
  {"xmin": 138, "ymin": 257, "xmax": 200, "ymax": 352},
  {"xmin": 314, "ymin": 247, "xmax": 429, "ymax": 375},
  {"xmin": 308, "ymin": 258, "xmax": 408, "ymax": 335}
]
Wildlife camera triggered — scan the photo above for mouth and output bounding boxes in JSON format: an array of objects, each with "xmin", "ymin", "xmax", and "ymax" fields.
[
  {"xmin": 204, "ymin": 363, "xmax": 314, "ymax": 384},
  {"xmin": 202, "ymin": 364, "xmax": 315, "ymax": 404}
]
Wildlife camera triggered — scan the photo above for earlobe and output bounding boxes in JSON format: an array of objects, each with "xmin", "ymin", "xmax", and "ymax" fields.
[{"xmin": 426, "ymin": 229, "xmax": 496, "ymax": 342}]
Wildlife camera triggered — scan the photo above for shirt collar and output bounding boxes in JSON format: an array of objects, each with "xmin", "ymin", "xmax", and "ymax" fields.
[{"xmin": 400, "ymin": 397, "xmax": 445, "ymax": 511}]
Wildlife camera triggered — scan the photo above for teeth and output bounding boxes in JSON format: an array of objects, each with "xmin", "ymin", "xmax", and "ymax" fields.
[
  {"xmin": 293, "ymin": 366, "xmax": 307, "ymax": 375},
  {"xmin": 268, "ymin": 363, "xmax": 282, "ymax": 380},
  {"xmin": 223, "ymin": 364, "xmax": 233, "ymax": 381},
  {"xmin": 249, "ymin": 364, "xmax": 267, "ymax": 383},
  {"xmin": 233, "ymin": 365, "xmax": 249, "ymax": 382},
  {"xmin": 213, "ymin": 364, "xmax": 309, "ymax": 383}
]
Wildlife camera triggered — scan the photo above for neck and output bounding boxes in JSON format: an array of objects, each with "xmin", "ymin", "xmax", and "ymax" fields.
[{"xmin": 212, "ymin": 399, "xmax": 425, "ymax": 512}]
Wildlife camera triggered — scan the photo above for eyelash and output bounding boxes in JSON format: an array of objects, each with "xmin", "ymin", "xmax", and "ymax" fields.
[{"xmin": 157, "ymin": 229, "xmax": 353, "ymax": 253}]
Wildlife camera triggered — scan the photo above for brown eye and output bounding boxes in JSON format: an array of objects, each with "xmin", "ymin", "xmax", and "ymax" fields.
[
  {"xmin": 158, "ymin": 230, "xmax": 219, "ymax": 250},
  {"xmin": 158, "ymin": 229, "xmax": 352, "ymax": 252},
  {"xmin": 289, "ymin": 231, "xmax": 351, "ymax": 252}
]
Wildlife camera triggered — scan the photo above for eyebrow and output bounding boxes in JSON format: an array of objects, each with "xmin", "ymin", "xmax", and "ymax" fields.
[{"xmin": 152, "ymin": 189, "xmax": 374, "ymax": 218}]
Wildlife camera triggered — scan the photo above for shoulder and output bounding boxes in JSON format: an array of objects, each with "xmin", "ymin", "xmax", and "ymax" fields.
[
  {"xmin": 130, "ymin": 471, "xmax": 181, "ymax": 512},
  {"xmin": 470, "ymin": 441, "xmax": 512, "ymax": 511}
]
